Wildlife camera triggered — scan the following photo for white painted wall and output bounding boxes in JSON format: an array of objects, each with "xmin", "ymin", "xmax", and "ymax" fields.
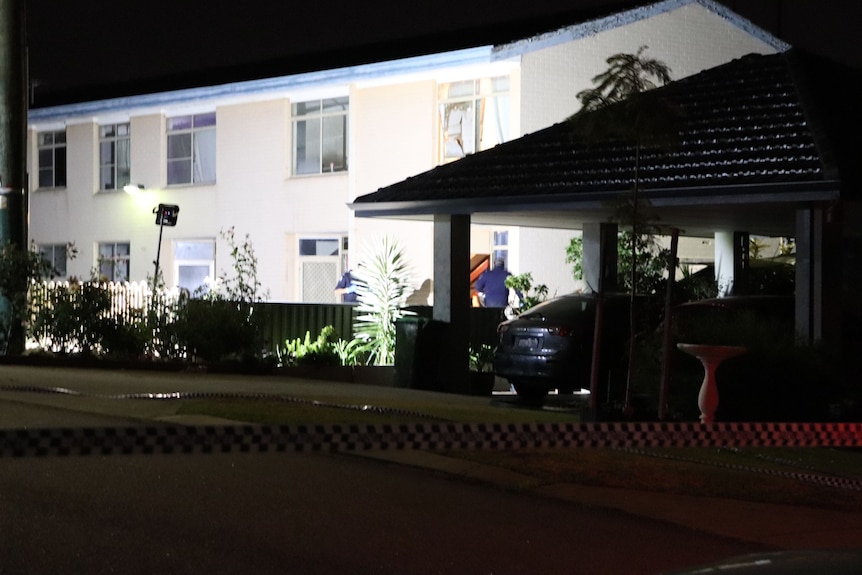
[
  {"xmin": 25, "ymin": 1, "xmax": 783, "ymax": 304},
  {"xmin": 520, "ymin": 3, "xmax": 781, "ymax": 133}
]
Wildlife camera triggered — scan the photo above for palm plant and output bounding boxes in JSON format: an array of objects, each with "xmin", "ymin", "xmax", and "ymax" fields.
[
  {"xmin": 569, "ymin": 46, "xmax": 678, "ymax": 416},
  {"xmin": 352, "ymin": 235, "xmax": 414, "ymax": 365}
]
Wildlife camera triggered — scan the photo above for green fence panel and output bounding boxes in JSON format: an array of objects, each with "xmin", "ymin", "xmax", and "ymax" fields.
[{"xmin": 257, "ymin": 302, "xmax": 357, "ymax": 355}]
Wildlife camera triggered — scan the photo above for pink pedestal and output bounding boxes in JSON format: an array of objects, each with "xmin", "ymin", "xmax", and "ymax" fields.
[{"xmin": 677, "ymin": 343, "xmax": 746, "ymax": 423}]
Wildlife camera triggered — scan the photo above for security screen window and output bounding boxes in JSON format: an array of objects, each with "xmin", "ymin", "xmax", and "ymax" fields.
[
  {"xmin": 175, "ymin": 240, "xmax": 215, "ymax": 294},
  {"xmin": 167, "ymin": 112, "xmax": 216, "ymax": 185},
  {"xmin": 37, "ymin": 130, "xmax": 67, "ymax": 189},
  {"xmin": 298, "ymin": 237, "xmax": 343, "ymax": 302},
  {"xmin": 292, "ymin": 97, "xmax": 348, "ymax": 175},
  {"xmin": 38, "ymin": 244, "xmax": 68, "ymax": 277},
  {"xmin": 98, "ymin": 242, "xmax": 130, "ymax": 282},
  {"xmin": 99, "ymin": 123, "xmax": 131, "ymax": 191},
  {"xmin": 438, "ymin": 76, "xmax": 509, "ymax": 162}
]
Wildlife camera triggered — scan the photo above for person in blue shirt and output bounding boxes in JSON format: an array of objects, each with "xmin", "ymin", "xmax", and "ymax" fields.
[
  {"xmin": 475, "ymin": 258, "xmax": 512, "ymax": 308},
  {"xmin": 334, "ymin": 270, "xmax": 358, "ymax": 303}
]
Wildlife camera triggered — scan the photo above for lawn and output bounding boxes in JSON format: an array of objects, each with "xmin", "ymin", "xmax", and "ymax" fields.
[{"xmin": 174, "ymin": 393, "xmax": 862, "ymax": 512}]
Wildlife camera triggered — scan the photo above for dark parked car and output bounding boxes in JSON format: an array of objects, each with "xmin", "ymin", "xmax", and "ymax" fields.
[{"xmin": 493, "ymin": 293, "xmax": 640, "ymax": 400}]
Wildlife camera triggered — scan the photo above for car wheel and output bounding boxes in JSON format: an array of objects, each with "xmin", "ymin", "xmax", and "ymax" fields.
[{"xmin": 512, "ymin": 381, "xmax": 549, "ymax": 401}]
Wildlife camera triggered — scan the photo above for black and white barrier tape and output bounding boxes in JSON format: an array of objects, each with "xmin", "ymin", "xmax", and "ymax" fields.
[
  {"xmin": 1, "ymin": 385, "xmax": 861, "ymax": 458},
  {"xmin": 0, "ymin": 384, "xmax": 444, "ymax": 420},
  {"xmin": 1, "ymin": 421, "xmax": 861, "ymax": 459}
]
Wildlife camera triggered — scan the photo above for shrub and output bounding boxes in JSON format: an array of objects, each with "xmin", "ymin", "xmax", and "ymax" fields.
[{"xmin": 352, "ymin": 236, "xmax": 414, "ymax": 366}]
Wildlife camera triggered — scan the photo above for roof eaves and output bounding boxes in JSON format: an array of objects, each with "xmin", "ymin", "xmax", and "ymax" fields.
[
  {"xmin": 350, "ymin": 180, "xmax": 840, "ymax": 218},
  {"xmin": 491, "ymin": 0, "xmax": 789, "ymax": 61},
  {"xmin": 29, "ymin": 46, "xmax": 495, "ymax": 124}
]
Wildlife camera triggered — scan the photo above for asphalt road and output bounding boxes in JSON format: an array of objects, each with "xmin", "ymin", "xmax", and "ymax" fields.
[{"xmin": 0, "ymin": 448, "xmax": 767, "ymax": 575}]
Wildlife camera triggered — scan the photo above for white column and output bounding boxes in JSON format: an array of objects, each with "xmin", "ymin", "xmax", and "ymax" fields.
[{"xmin": 714, "ymin": 231, "xmax": 735, "ymax": 297}]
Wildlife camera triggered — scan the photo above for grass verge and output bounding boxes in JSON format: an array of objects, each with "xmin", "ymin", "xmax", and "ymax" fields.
[{"xmin": 174, "ymin": 395, "xmax": 862, "ymax": 511}]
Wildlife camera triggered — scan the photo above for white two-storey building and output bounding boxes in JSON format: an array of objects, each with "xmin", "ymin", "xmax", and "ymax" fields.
[{"xmin": 27, "ymin": 0, "xmax": 785, "ymax": 303}]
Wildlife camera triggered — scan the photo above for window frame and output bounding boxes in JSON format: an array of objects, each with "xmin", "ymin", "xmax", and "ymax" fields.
[
  {"xmin": 297, "ymin": 234, "xmax": 348, "ymax": 303},
  {"xmin": 38, "ymin": 243, "xmax": 68, "ymax": 278},
  {"xmin": 438, "ymin": 76, "xmax": 510, "ymax": 163},
  {"xmin": 492, "ymin": 230, "xmax": 510, "ymax": 270},
  {"xmin": 99, "ymin": 122, "xmax": 131, "ymax": 192},
  {"xmin": 173, "ymin": 239, "xmax": 216, "ymax": 295},
  {"xmin": 37, "ymin": 130, "xmax": 67, "ymax": 189},
  {"xmin": 291, "ymin": 97, "xmax": 349, "ymax": 176},
  {"xmin": 97, "ymin": 242, "xmax": 131, "ymax": 283},
  {"xmin": 166, "ymin": 112, "xmax": 217, "ymax": 186}
]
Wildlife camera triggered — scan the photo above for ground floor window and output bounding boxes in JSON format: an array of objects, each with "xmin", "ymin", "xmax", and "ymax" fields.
[
  {"xmin": 98, "ymin": 242, "xmax": 130, "ymax": 282},
  {"xmin": 492, "ymin": 230, "xmax": 509, "ymax": 269},
  {"xmin": 38, "ymin": 243, "xmax": 68, "ymax": 278},
  {"xmin": 174, "ymin": 239, "xmax": 215, "ymax": 295},
  {"xmin": 298, "ymin": 235, "xmax": 347, "ymax": 303}
]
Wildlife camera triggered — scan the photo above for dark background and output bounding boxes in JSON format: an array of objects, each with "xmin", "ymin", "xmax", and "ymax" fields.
[{"xmin": 25, "ymin": 0, "xmax": 862, "ymax": 105}]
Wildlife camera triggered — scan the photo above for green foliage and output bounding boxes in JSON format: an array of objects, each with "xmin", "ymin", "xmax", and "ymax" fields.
[
  {"xmin": 177, "ymin": 228, "xmax": 269, "ymax": 363},
  {"xmin": 0, "ymin": 241, "xmax": 54, "ymax": 354},
  {"xmin": 566, "ymin": 232, "xmax": 672, "ymax": 295},
  {"xmin": 504, "ymin": 273, "xmax": 548, "ymax": 314},
  {"xmin": 570, "ymin": 46, "xmax": 678, "ymax": 149},
  {"xmin": 29, "ymin": 276, "xmax": 150, "ymax": 358},
  {"xmin": 278, "ymin": 326, "xmax": 371, "ymax": 368},
  {"xmin": 279, "ymin": 325, "xmax": 342, "ymax": 367},
  {"xmin": 352, "ymin": 236, "xmax": 414, "ymax": 365},
  {"xmin": 469, "ymin": 343, "xmax": 496, "ymax": 373},
  {"xmin": 565, "ymin": 237, "xmax": 585, "ymax": 282}
]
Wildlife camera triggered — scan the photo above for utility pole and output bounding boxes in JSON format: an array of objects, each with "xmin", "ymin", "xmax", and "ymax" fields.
[
  {"xmin": 0, "ymin": 0, "xmax": 27, "ymax": 246},
  {"xmin": 0, "ymin": 0, "xmax": 29, "ymax": 354}
]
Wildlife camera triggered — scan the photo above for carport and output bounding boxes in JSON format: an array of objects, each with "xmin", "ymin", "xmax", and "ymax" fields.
[{"xmin": 349, "ymin": 49, "xmax": 862, "ymax": 393}]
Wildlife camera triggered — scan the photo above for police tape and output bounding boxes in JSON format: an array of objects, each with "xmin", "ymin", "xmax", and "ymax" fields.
[
  {"xmin": 2, "ymin": 385, "xmax": 861, "ymax": 457},
  {"xmin": 1, "ymin": 421, "xmax": 861, "ymax": 458}
]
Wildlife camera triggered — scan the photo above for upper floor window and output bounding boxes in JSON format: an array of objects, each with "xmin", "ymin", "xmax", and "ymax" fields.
[
  {"xmin": 167, "ymin": 112, "xmax": 216, "ymax": 185},
  {"xmin": 438, "ymin": 77, "xmax": 510, "ymax": 163},
  {"xmin": 292, "ymin": 97, "xmax": 348, "ymax": 175},
  {"xmin": 98, "ymin": 242, "xmax": 130, "ymax": 282},
  {"xmin": 37, "ymin": 130, "xmax": 67, "ymax": 189},
  {"xmin": 99, "ymin": 123, "xmax": 131, "ymax": 191}
]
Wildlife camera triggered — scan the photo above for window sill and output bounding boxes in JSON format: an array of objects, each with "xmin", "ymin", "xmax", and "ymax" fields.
[
  {"xmin": 165, "ymin": 181, "xmax": 216, "ymax": 189},
  {"xmin": 290, "ymin": 171, "xmax": 349, "ymax": 180}
]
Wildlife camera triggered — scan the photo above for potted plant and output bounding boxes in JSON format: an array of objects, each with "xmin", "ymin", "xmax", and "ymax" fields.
[{"xmin": 469, "ymin": 343, "xmax": 497, "ymax": 396}]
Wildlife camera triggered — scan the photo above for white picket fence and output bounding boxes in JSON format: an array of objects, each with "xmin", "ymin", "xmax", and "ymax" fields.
[{"xmin": 26, "ymin": 280, "xmax": 183, "ymax": 353}]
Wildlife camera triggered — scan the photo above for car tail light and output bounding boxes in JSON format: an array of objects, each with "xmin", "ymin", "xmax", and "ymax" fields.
[{"xmin": 546, "ymin": 326, "xmax": 573, "ymax": 337}]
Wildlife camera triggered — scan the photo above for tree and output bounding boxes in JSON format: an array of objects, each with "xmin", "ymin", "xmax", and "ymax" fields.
[
  {"xmin": 569, "ymin": 46, "xmax": 678, "ymax": 417},
  {"xmin": 566, "ymin": 233, "xmax": 672, "ymax": 296},
  {"xmin": 0, "ymin": 242, "xmax": 53, "ymax": 355}
]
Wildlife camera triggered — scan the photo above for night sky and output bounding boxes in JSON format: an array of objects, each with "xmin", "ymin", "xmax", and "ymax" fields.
[{"xmin": 24, "ymin": 0, "xmax": 862, "ymax": 105}]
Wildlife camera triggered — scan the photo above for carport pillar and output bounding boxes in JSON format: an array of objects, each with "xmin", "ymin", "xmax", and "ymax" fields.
[
  {"xmin": 433, "ymin": 214, "xmax": 471, "ymax": 393},
  {"xmin": 583, "ymin": 222, "xmax": 617, "ymax": 416},
  {"xmin": 582, "ymin": 222, "xmax": 618, "ymax": 293},
  {"xmin": 795, "ymin": 206, "xmax": 840, "ymax": 345},
  {"xmin": 714, "ymin": 231, "xmax": 747, "ymax": 296}
]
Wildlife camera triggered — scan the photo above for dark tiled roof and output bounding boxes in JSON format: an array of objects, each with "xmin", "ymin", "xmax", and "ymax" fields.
[{"xmin": 355, "ymin": 50, "xmax": 859, "ymax": 208}]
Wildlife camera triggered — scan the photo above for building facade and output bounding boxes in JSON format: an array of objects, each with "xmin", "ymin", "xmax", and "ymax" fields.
[{"xmin": 26, "ymin": 0, "xmax": 785, "ymax": 303}]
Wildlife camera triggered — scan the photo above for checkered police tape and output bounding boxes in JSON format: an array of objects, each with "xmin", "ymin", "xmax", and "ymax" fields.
[
  {"xmin": 1, "ymin": 421, "xmax": 861, "ymax": 458},
  {"xmin": 0, "ymin": 384, "xmax": 444, "ymax": 420}
]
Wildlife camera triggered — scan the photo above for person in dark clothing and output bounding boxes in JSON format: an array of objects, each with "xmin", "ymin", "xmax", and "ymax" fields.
[
  {"xmin": 334, "ymin": 270, "xmax": 358, "ymax": 303},
  {"xmin": 475, "ymin": 258, "xmax": 512, "ymax": 308}
]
